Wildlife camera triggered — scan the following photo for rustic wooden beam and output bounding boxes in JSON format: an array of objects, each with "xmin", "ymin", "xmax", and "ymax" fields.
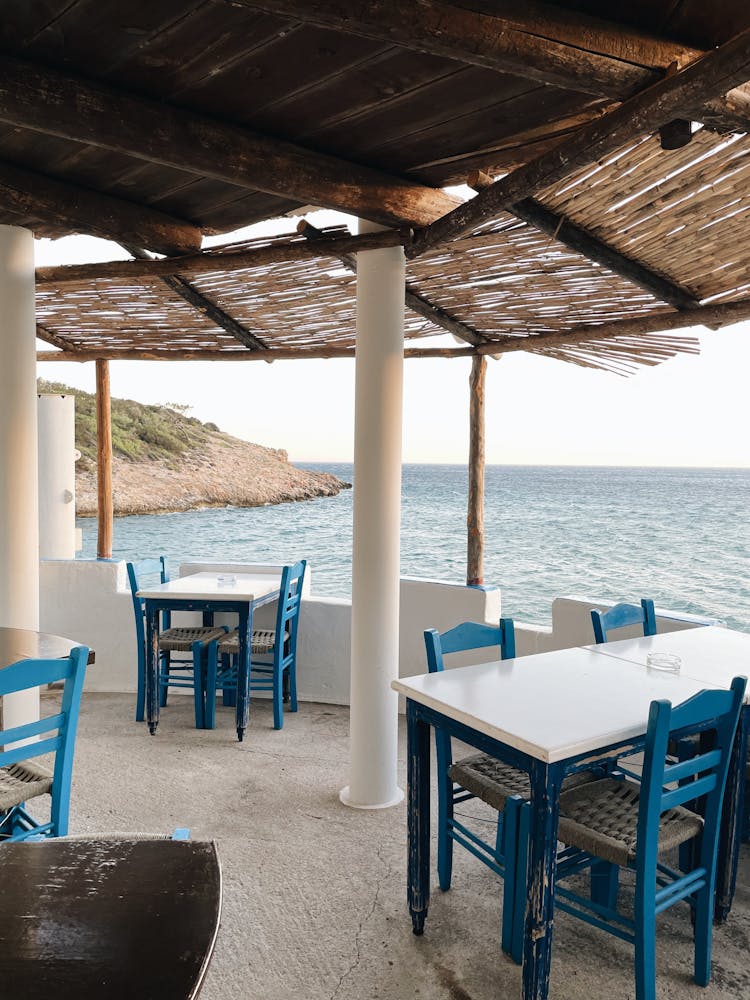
[
  {"xmin": 95, "ymin": 359, "xmax": 113, "ymax": 560},
  {"xmin": 36, "ymin": 230, "xmax": 409, "ymax": 285},
  {"xmin": 37, "ymin": 346, "xmax": 477, "ymax": 362},
  {"xmin": 468, "ymin": 168, "xmax": 700, "ymax": 314},
  {"xmin": 297, "ymin": 220, "xmax": 487, "ymax": 347},
  {"xmin": 467, "ymin": 355, "xmax": 486, "ymax": 587},
  {"xmin": 408, "ymin": 27, "xmax": 750, "ymax": 259},
  {"xmin": 236, "ymin": 0, "xmax": 750, "ymax": 132},
  {"xmin": 474, "ymin": 298, "xmax": 750, "ymax": 355},
  {"xmin": 509, "ymin": 197, "xmax": 701, "ymax": 311},
  {"xmin": 122, "ymin": 245, "xmax": 269, "ymax": 353},
  {"xmin": 36, "ymin": 324, "xmax": 79, "ymax": 352},
  {"xmin": 0, "ymin": 55, "xmax": 458, "ymax": 229},
  {"xmin": 0, "ymin": 160, "xmax": 201, "ymax": 256}
]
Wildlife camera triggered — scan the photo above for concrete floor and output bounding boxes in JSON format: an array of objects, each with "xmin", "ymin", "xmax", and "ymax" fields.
[{"xmin": 64, "ymin": 692, "xmax": 750, "ymax": 1000}]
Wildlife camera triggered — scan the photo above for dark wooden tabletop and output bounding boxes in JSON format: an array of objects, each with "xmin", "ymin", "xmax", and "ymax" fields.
[
  {"xmin": 0, "ymin": 626, "xmax": 95, "ymax": 670},
  {"xmin": 0, "ymin": 837, "xmax": 222, "ymax": 999}
]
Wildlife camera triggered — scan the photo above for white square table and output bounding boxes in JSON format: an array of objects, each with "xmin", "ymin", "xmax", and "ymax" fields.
[
  {"xmin": 138, "ymin": 571, "xmax": 282, "ymax": 741},
  {"xmin": 393, "ymin": 638, "xmax": 747, "ymax": 1000}
]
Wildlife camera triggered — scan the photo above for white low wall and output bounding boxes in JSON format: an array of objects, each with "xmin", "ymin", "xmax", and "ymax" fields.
[
  {"xmin": 38, "ymin": 559, "xmax": 502, "ymax": 705},
  {"xmin": 38, "ymin": 560, "xmax": 721, "ymax": 708}
]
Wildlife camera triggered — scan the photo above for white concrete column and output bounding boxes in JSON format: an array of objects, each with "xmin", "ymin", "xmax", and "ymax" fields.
[
  {"xmin": 340, "ymin": 220, "xmax": 405, "ymax": 809},
  {"xmin": 0, "ymin": 225, "xmax": 40, "ymax": 728},
  {"xmin": 38, "ymin": 393, "xmax": 77, "ymax": 560}
]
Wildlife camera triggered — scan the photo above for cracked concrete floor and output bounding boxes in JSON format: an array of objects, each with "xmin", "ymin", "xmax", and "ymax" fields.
[{"xmin": 64, "ymin": 692, "xmax": 750, "ymax": 1000}]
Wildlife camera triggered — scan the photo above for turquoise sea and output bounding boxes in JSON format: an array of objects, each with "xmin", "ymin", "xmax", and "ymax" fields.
[{"xmin": 78, "ymin": 464, "xmax": 750, "ymax": 633}]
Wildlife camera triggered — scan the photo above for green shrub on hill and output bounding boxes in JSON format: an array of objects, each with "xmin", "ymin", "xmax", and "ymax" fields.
[{"xmin": 38, "ymin": 379, "xmax": 220, "ymax": 468}]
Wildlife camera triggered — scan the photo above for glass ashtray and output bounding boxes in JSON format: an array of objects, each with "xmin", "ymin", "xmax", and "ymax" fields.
[
  {"xmin": 216, "ymin": 574, "xmax": 237, "ymax": 587},
  {"xmin": 646, "ymin": 652, "xmax": 681, "ymax": 674}
]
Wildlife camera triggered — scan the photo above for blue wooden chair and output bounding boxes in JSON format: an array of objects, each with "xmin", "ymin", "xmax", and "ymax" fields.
[
  {"xmin": 0, "ymin": 646, "xmax": 89, "ymax": 842},
  {"xmin": 424, "ymin": 619, "xmax": 531, "ymax": 961},
  {"xmin": 127, "ymin": 558, "xmax": 226, "ymax": 728},
  {"xmin": 203, "ymin": 560, "xmax": 307, "ymax": 730},
  {"xmin": 554, "ymin": 676, "xmax": 746, "ymax": 1000},
  {"xmin": 591, "ymin": 598, "xmax": 657, "ymax": 644}
]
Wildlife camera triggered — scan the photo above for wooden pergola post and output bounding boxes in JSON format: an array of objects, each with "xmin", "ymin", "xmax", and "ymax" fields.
[
  {"xmin": 95, "ymin": 358, "xmax": 113, "ymax": 559},
  {"xmin": 467, "ymin": 355, "xmax": 486, "ymax": 586}
]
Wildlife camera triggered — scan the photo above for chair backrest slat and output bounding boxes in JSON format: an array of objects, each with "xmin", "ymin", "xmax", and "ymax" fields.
[
  {"xmin": 275, "ymin": 560, "xmax": 306, "ymax": 660},
  {"xmin": 591, "ymin": 598, "xmax": 656, "ymax": 643},
  {"xmin": 635, "ymin": 676, "xmax": 745, "ymax": 888},
  {"xmin": 0, "ymin": 646, "xmax": 89, "ymax": 841}
]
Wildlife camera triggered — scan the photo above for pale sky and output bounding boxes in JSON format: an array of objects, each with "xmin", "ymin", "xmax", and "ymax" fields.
[{"xmin": 35, "ymin": 217, "xmax": 750, "ymax": 469}]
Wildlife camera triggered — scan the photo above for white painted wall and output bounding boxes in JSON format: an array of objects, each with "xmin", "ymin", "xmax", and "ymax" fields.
[{"xmin": 38, "ymin": 560, "xmax": 720, "ymax": 706}]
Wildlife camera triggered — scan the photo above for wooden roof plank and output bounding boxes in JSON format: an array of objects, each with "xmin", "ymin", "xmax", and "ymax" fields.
[
  {"xmin": 0, "ymin": 54, "xmax": 458, "ymax": 228},
  {"xmin": 236, "ymin": 0, "xmax": 750, "ymax": 131}
]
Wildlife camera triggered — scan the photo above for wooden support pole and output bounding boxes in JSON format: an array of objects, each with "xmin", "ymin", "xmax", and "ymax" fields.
[
  {"xmin": 467, "ymin": 355, "xmax": 486, "ymax": 587},
  {"xmin": 95, "ymin": 359, "xmax": 113, "ymax": 560}
]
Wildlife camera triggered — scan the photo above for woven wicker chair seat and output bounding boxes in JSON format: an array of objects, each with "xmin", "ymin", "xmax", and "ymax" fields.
[
  {"xmin": 449, "ymin": 753, "xmax": 595, "ymax": 813},
  {"xmin": 158, "ymin": 626, "xmax": 227, "ymax": 653},
  {"xmin": 558, "ymin": 777, "xmax": 703, "ymax": 867},
  {"xmin": 0, "ymin": 761, "xmax": 53, "ymax": 811},
  {"xmin": 218, "ymin": 629, "xmax": 288, "ymax": 656}
]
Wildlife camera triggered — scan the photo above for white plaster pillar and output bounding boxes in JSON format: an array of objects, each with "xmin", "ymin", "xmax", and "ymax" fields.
[
  {"xmin": 38, "ymin": 393, "xmax": 77, "ymax": 560},
  {"xmin": 0, "ymin": 225, "xmax": 40, "ymax": 728},
  {"xmin": 340, "ymin": 220, "xmax": 405, "ymax": 809}
]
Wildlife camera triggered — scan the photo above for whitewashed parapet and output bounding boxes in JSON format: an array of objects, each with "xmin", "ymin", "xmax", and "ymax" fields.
[{"xmin": 40, "ymin": 558, "xmax": 136, "ymax": 693}]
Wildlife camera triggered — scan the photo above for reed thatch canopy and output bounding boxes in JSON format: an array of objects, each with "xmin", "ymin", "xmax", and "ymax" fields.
[{"xmin": 6, "ymin": 2, "xmax": 749, "ymax": 374}]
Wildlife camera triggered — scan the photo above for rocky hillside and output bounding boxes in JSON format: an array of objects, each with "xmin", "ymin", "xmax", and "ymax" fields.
[{"xmin": 38, "ymin": 380, "xmax": 349, "ymax": 516}]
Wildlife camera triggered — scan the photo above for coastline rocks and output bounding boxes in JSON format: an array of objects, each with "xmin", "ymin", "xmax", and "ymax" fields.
[{"xmin": 75, "ymin": 434, "xmax": 349, "ymax": 516}]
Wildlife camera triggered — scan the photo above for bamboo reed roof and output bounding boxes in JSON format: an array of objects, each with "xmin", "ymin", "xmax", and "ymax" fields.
[
  {"xmin": 16, "ymin": 5, "xmax": 750, "ymax": 375},
  {"xmin": 36, "ymin": 122, "xmax": 750, "ymax": 375}
]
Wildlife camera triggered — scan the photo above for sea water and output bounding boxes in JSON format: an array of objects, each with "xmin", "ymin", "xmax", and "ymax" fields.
[{"xmin": 78, "ymin": 464, "xmax": 750, "ymax": 633}]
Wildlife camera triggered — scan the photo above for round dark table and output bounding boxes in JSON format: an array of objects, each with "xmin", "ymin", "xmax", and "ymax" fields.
[{"xmin": 0, "ymin": 626, "xmax": 95, "ymax": 669}]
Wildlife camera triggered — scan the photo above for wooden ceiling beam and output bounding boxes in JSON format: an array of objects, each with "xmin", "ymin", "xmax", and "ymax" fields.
[
  {"xmin": 297, "ymin": 221, "xmax": 487, "ymax": 347},
  {"xmin": 122, "ymin": 245, "xmax": 269, "ymax": 353},
  {"xmin": 35, "ymin": 230, "xmax": 409, "ymax": 285},
  {"xmin": 236, "ymin": 0, "xmax": 750, "ymax": 132},
  {"xmin": 0, "ymin": 160, "xmax": 202, "ymax": 256},
  {"xmin": 474, "ymin": 298, "xmax": 750, "ymax": 355},
  {"xmin": 36, "ymin": 346, "xmax": 476, "ymax": 362},
  {"xmin": 510, "ymin": 197, "xmax": 701, "ymax": 312},
  {"xmin": 0, "ymin": 56, "xmax": 458, "ymax": 229},
  {"xmin": 408, "ymin": 27, "xmax": 750, "ymax": 259}
]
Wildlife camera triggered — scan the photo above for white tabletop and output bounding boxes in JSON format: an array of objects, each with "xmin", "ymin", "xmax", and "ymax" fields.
[
  {"xmin": 393, "ymin": 644, "xmax": 712, "ymax": 764},
  {"xmin": 584, "ymin": 626, "xmax": 750, "ymax": 697},
  {"xmin": 138, "ymin": 571, "xmax": 281, "ymax": 603}
]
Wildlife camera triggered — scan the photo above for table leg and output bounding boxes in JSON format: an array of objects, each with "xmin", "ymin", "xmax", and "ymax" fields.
[
  {"xmin": 523, "ymin": 760, "xmax": 562, "ymax": 1000},
  {"xmin": 234, "ymin": 605, "xmax": 252, "ymax": 742},
  {"xmin": 714, "ymin": 705, "xmax": 748, "ymax": 921},
  {"xmin": 145, "ymin": 604, "xmax": 160, "ymax": 735},
  {"xmin": 407, "ymin": 701, "xmax": 430, "ymax": 935}
]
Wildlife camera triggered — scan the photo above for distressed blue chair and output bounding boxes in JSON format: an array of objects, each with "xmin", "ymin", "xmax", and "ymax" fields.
[
  {"xmin": 424, "ymin": 619, "xmax": 531, "ymax": 961},
  {"xmin": 555, "ymin": 676, "xmax": 746, "ymax": 1000},
  {"xmin": 204, "ymin": 560, "xmax": 306, "ymax": 730},
  {"xmin": 591, "ymin": 598, "xmax": 657, "ymax": 644},
  {"xmin": 0, "ymin": 646, "xmax": 89, "ymax": 842},
  {"xmin": 127, "ymin": 558, "xmax": 226, "ymax": 728}
]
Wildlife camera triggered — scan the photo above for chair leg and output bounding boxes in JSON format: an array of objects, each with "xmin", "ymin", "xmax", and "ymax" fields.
[
  {"xmin": 159, "ymin": 652, "xmax": 169, "ymax": 707},
  {"xmin": 272, "ymin": 664, "xmax": 284, "ymax": 729},
  {"xmin": 634, "ymin": 901, "xmax": 657, "ymax": 1000},
  {"xmin": 191, "ymin": 641, "xmax": 205, "ymax": 729},
  {"xmin": 437, "ymin": 774, "xmax": 454, "ymax": 892},
  {"xmin": 135, "ymin": 650, "xmax": 146, "ymax": 722},
  {"xmin": 500, "ymin": 797, "xmax": 521, "ymax": 964},
  {"xmin": 591, "ymin": 860, "xmax": 619, "ymax": 910},
  {"xmin": 221, "ymin": 653, "xmax": 236, "ymax": 707},
  {"xmin": 693, "ymin": 878, "xmax": 715, "ymax": 986},
  {"xmin": 203, "ymin": 642, "xmax": 218, "ymax": 730},
  {"xmin": 288, "ymin": 655, "xmax": 298, "ymax": 713}
]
